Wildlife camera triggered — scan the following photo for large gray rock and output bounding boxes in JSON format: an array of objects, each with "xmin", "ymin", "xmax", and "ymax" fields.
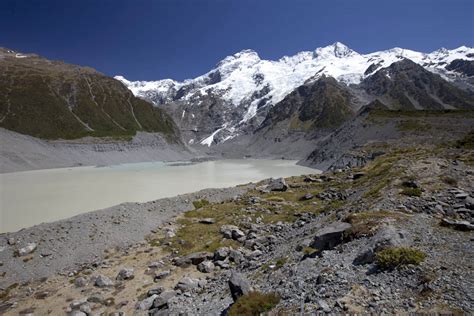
[
  {"xmin": 136, "ymin": 294, "xmax": 158, "ymax": 310},
  {"xmin": 175, "ymin": 277, "xmax": 200, "ymax": 291},
  {"xmin": 94, "ymin": 274, "xmax": 114, "ymax": 288},
  {"xmin": 154, "ymin": 270, "xmax": 171, "ymax": 281},
  {"xmin": 116, "ymin": 267, "xmax": 134, "ymax": 280},
  {"xmin": 74, "ymin": 277, "xmax": 87, "ymax": 288},
  {"xmin": 440, "ymin": 218, "xmax": 474, "ymax": 231},
  {"xmin": 267, "ymin": 178, "xmax": 288, "ymax": 192},
  {"xmin": 153, "ymin": 290, "xmax": 176, "ymax": 309},
  {"xmin": 309, "ymin": 222, "xmax": 352, "ymax": 254},
  {"xmin": 214, "ymin": 247, "xmax": 230, "ymax": 261},
  {"xmin": 197, "ymin": 260, "xmax": 215, "ymax": 273},
  {"xmin": 18, "ymin": 243, "xmax": 37, "ymax": 256},
  {"xmin": 220, "ymin": 225, "xmax": 245, "ymax": 240},
  {"xmin": 147, "ymin": 287, "xmax": 165, "ymax": 297},
  {"xmin": 228, "ymin": 271, "xmax": 252, "ymax": 301},
  {"xmin": 220, "ymin": 225, "xmax": 238, "ymax": 239},
  {"xmin": 353, "ymin": 225, "xmax": 411, "ymax": 265}
]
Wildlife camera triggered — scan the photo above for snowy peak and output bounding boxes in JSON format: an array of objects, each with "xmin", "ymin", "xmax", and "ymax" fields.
[
  {"xmin": 218, "ymin": 49, "xmax": 261, "ymax": 66},
  {"xmin": 315, "ymin": 42, "xmax": 358, "ymax": 58},
  {"xmin": 117, "ymin": 43, "xmax": 474, "ymax": 146}
]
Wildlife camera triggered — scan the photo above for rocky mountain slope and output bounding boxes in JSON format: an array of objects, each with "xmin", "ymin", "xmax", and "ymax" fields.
[
  {"xmin": 0, "ymin": 48, "xmax": 179, "ymax": 141},
  {"xmin": 117, "ymin": 43, "xmax": 474, "ymax": 147}
]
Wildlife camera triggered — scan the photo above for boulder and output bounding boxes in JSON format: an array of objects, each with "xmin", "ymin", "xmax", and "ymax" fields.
[
  {"xmin": 94, "ymin": 274, "xmax": 114, "ymax": 288},
  {"xmin": 440, "ymin": 218, "xmax": 474, "ymax": 231},
  {"xmin": 74, "ymin": 277, "xmax": 87, "ymax": 288},
  {"xmin": 154, "ymin": 270, "xmax": 171, "ymax": 281},
  {"xmin": 220, "ymin": 225, "xmax": 239, "ymax": 239},
  {"xmin": 353, "ymin": 225, "xmax": 411, "ymax": 265},
  {"xmin": 197, "ymin": 260, "xmax": 215, "ymax": 273},
  {"xmin": 18, "ymin": 243, "xmax": 37, "ymax": 256},
  {"xmin": 214, "ymin": 247, "xmax": 230, "ymax": 261},
  {"xmin": 267, "ymin": 178, "xmax": 288, "ymax": 192},
  {"xmin": 228, "ymin": 249, "xmax": 244, "ymax": 264},
  {"xmin": 215, "ymin": 260, "xmax": 230, "ymax": 269},
  {"xmin": 87, "ymin": 293, "xmax": 105, "ymax": 304},
  {"xmin": 70, "ymin": 298, "xmax": 88, "ymax": 309},
  {"xmin": 175, "ymin": 277, "xmax": 200, "ymax": 291},
  {"xmin": 232, "ymin": 229, "xmax": 246, "ymax": 240},
  {"xmin": 228, "ymin": 271, "xmax": 252, "ymax": 301},
  {"xmin": 220, "ymin": 225, "xmax": 245, "ymax": 240},
  {"xmin": 455, "ymin": 193, "xmax": 469, "ymax": 199},
  {"xmin": 147, "ymin": 287, "xmax": 165, "ymax": 297},
  {"xmin": 309, "ymin": 222, "xmax": 352, "ymax": 254},
  {"xmin": 148, "ymin": 261, "xmax": 164, "ymax": 269},
  {"xmin": 317, "ymin": 299, "xmax": 332, "ymax": 313},
  {"xmin": 465, "ymin": 196, "xmax": 474, "ymax": 210},
  {"xmin": 116, "ymin": 268, "xmax": 134, "ymax": 280},
  {"xmin": 136, "ymin": 294, "xmax": 158, "ymax": 310},
  {"xmin": 79, "ymin": 303, "xmax": 92, "ymax": 314},
  {"xmin": 153, "ymin": 291, "xmax": 176, "ymax": 309}
]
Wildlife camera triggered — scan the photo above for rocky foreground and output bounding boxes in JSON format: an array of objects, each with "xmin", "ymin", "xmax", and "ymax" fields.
[{"xmin": 1, "ymin": 136, "xmax": 473, "ymax": 315}]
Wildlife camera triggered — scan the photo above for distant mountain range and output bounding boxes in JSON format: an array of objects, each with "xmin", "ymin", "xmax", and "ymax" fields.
[
  {"xmin": 0, "ymin": 42, "xmax": 473, "ymax": 160},
  {"xmin": 116, "ymin": 42, "xmax": 474, "ymax": 147}
]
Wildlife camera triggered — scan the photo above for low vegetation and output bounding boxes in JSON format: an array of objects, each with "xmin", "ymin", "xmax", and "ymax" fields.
[
  {"xmin": 192, "ymin": 199, "xmax": 210, "ymax": 209},
  {"xmin": 397, "ymin": 120, "xmax": 431, "ymax": 132},
  {"xmin": 375, "ymin": 247, "xmax": 426, "ymax": 270},
  {"xmin": 228, "ymin": 291, "xmax": 280, "ymax": 316},
  {"xmin": 400, "ymin": 187, "xmax": 422, "ymax": 197},
  {"xmin": 344, "ymin": 211, "xmax": 403, "ymax": 239}
]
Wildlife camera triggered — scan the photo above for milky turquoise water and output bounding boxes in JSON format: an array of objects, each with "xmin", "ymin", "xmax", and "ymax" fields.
[{"xmin": 0, "ymin": 159, "xmax": 318, "ymax": 233}]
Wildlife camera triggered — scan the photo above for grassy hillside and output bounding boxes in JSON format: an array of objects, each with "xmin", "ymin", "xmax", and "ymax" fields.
[{"xmin": 0, "ymin": 48, "xmax": 178, "ymax": 141}]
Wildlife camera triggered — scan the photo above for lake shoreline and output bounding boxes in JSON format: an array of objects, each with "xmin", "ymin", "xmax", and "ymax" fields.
[{"xmin": 0, "ymin": 183, "xmax": 256, "ymax": 288}]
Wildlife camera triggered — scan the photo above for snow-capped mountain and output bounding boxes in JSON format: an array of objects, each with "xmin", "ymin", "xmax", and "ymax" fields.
[{"xmin": 116, "ymin": 42, "xmax": 474, "ymax": 146}]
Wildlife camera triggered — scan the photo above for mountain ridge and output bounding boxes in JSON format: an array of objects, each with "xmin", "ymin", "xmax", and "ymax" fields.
[{"xmin": 116, "ymin": 42, "xmax": 474, "ymax": 146}]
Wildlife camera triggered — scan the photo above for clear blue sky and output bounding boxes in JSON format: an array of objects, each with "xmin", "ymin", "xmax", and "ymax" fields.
[{"xmin": 1, "ymin": 0, "xmax": 473, "ymax": 81}]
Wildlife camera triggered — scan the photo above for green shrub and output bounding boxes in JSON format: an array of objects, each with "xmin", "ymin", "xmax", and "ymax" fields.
[
  {"xmin": 228, "ymin": 291, "xmax": 280, "ymax": 316},
  {"xmin": 192, "ymin": 199, "xmax": 210, "ymax": 209},
  {"xmin": 400, "ymin": 187, "xmax": 422, "ymax": 197},
  {"xmin": 375, "ymin": 247, "xmax": 426, "ymax": 270}
]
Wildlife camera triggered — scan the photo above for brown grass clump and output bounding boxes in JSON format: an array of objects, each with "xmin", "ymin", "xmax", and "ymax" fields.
[{"xmin": 228, "ymin": 291, "xmax": 280, "ymax": 316}]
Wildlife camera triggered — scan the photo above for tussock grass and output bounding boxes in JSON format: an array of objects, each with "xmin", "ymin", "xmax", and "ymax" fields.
[
  {"xmin": 228, "ymin": 291, "xmax": 280, "ymax": 316},
  {"xmin": 344, "ymin": 211, "xmax": 403, "ymax": 239},
  {"xmin": 376, "ymin": 247, "xmax": 426, "ymax": 270}
]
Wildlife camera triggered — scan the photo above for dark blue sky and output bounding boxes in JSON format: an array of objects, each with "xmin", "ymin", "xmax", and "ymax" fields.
[{"xmin": 1, "ymin": 0, "xmax": 473, "ymax": 81}]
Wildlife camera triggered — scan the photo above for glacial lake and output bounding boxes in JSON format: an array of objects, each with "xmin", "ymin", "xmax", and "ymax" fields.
[{"xmin": 0, "ymin": 159, "xmax": 318, "ymax": 233}]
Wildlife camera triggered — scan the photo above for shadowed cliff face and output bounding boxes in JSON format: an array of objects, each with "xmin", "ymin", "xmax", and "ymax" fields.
[
  {"xmin": 446, "ymin": 59, "xmax": 474, "ymax": 77},
  {"xmin": 0, "ymin": 48, "xmax": 179, "ymax": 141},
  {"xmin": 361, "ymin": 59, "xmax": 474, "ymax": 110},
  {"xmin": 258, "ymin": 76, "xmax": 355, "ymax": 135}
]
